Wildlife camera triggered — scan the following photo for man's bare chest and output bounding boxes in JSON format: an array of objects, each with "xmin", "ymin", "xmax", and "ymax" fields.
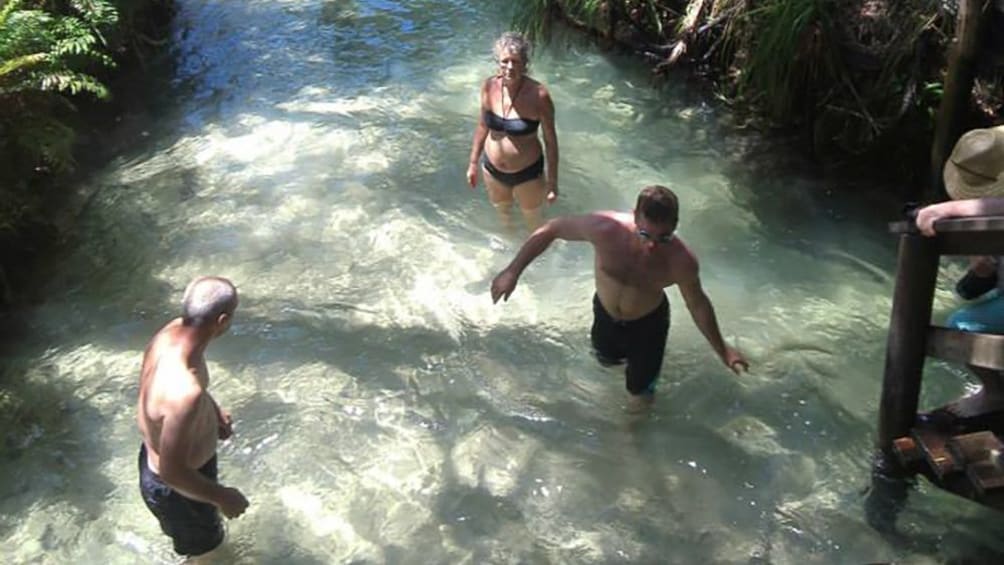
[{"xmin": 599, "ymin": 254, "xmax": 673, "ymax": 288}]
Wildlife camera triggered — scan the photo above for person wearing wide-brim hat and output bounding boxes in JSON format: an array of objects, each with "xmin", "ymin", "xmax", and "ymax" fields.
[
  {"xmin": 914, "ymin": 124, "xmax": 1004, "ymax": 417},
  {"xmin": 919, "ymin": 125, "xmax": 1004, "ymax": 298},
  {"xmin": 916, "ymin": 125, "xmax": 1004, "ymax": 235}
]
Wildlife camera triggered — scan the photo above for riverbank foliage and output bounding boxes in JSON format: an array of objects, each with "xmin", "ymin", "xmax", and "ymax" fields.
[
  {"xmin": 0, "ymin": 0, "xmax": 173, "ymax": 304},
  {"xmin": 512, "ymin": 0, "xmax": 1003, "ymax": 185}
]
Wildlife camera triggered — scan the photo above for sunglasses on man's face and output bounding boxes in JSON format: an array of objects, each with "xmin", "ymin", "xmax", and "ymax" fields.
[{"xmin": 636, "ymin": 228, "xmax": 674, "ymax": 245}]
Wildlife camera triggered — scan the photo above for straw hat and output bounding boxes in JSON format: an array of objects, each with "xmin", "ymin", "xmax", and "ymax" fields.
[{"xmin": 943, "ymin": 125, "xmax": 1004, "ymax": 200}]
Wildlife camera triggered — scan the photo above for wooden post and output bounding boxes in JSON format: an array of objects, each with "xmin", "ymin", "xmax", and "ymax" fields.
[
  {"xmin": 877, "ymin": 232, "xmax": 940, "ymax": 452},
  {"xmin": 871, "ymin": 216, "xmax": 1004, "ymax": 522},
  {"xmin": 928, "ymin": 0, "xmax": 990, "ymax": 201}
]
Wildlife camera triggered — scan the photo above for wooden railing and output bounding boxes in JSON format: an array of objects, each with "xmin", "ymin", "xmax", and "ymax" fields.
[
  {"xmin": 879, "ymin": 215, "xmax": 1004, "ymax": 447},
  {"xmin": 875, "ymin": 214, "xmax": 1004, "ymax": 510}
]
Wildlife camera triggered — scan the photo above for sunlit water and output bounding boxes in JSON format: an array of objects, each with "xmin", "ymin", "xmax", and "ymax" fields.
[{"xmin": 2, "ymin": 1, "xmax": 1002, "ymax": 563}]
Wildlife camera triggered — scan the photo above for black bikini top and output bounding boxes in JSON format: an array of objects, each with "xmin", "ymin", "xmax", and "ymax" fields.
[{"xmin": 484, "ymin": 110, "xmax": 540, "ymax": 136}]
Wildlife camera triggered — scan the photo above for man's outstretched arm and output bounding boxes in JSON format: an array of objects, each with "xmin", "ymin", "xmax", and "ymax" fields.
[
  {"xmin": 677, "ymin": 269, "xmax": 748, "ymax": 374},
  {"xmin": 491, "ymin": 214, "xmax": 601, "ymax": 303}
]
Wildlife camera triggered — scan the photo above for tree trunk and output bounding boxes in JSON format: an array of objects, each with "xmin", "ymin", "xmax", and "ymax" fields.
[{"xmin": 928, "ymin": 0, "xmax": 990, "ymax": 202}]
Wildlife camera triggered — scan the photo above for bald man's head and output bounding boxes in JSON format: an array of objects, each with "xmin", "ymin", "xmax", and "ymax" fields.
[{"xmin": 181, "ymin": 276, "xmax": 238, "ymax": 328}]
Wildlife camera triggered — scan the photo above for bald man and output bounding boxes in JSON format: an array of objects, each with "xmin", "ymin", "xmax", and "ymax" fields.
[{"xmin": 137, "ymin": 276, "xmax": 249, "ymax": 557}]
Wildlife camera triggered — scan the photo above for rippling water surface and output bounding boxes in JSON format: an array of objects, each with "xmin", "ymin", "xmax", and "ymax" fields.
[{"xmin": 1, "ymin": 1, "xmax": 1001, "ymax": 563}]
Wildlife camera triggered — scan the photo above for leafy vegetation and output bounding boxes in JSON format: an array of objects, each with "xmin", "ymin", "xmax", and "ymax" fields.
[
  {"xmin": 1, "ymin": 0, "xmax": 118, "ymax": 174},
  {"xmin": 0, "ymin": 0, "xmax": 173, "ymax": 304},
  {"xmin": 510, "ymin": 0, "xmax": 1000, "ymax": 181}
]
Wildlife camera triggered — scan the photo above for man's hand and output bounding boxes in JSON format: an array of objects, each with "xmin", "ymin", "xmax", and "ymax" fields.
[
  {"xmin": 491, "ymin": 269, "xmax": 518, "ymax": 304},
  {"xmin": 466, "ymin": 162, "xmax": 479, "ymax": 189},
  {"xmin": 915, "ymin": 203, "xmax": 952, "ymax": 236},
  {"xmin": 217, "ymin": 410, "xmax": 234, "ymax": 440},
  {"xmin": 723, "ymin": 346, "xmax": 749, "ymax": 374},
  {"xmin": 218, "ymin": 487, "xmax": 249, "ymax": 519}
]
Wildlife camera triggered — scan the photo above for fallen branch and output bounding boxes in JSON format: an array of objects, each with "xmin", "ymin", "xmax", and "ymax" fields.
[
  {"xmin": 664, "ymin": 0, "xmax": 709, "ymax": 67},
  {"xmin": 654, "ymin": 4, "xmax": 740, "ymax": 73}
]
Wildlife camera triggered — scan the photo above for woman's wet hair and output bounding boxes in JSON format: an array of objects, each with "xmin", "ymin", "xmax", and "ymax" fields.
[
  {"xmin": 493, "ymin": 32, "xmax": 531, "ymax": 69},
  {"xmin": 181, "ymin": 276, "xmax": 238, "ymax": 327},
  {"xmin": 636, "ymin": 185, "xmax": 679, "ymax": 228}
]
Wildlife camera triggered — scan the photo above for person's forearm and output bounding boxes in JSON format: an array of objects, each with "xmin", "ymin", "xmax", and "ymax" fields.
[
  {"xmin": 544, "ymin": 133, "xmax": 559, "ymax": 188},
  {"xmin": 469, "ymin": 123, "xmax": 488, "ymax": 165},
  {"xmin": 506, "ymin": 224, "xmax": 557, "ymax": 275},
  {"xmin": 211, "ymin": 397, "xmax": 223, "ymax": 421},
  {"xmin": 958, "ymin": 197, "xmax": 1004, "ymax": 217},
  {"xmin": 160, "ymin": 464, "xmax": 229, "ymax": 507},
  {"xmin": 689, "ymin": 297, "xmax": 727, "ymax": 359},
  {"xmin": 931, "ymin": 197, "xmax": 1004, "ymax": 219}
]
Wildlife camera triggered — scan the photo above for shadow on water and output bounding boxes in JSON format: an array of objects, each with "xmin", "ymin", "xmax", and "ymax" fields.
[
  {"xmin": 0, "ymin": 361, "xmax": 116, "ymax": 541},
  {"xmin": 713, "ymin": 127, "xmax": 910, "ymax": 285}
]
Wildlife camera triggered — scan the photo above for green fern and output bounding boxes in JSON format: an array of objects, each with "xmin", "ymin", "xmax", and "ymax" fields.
[
  {"xmin": 0, "ymin": 1, "xmax": 119, "ymax": 94},
  {"xmin": 0, "ymin": 0, "xmax": 119, "ymax": 173},
  {"xmin": 0, "ymin": 52, "xmax": 47, "ymax": 80},
  {"xmin": 38, "ymin": 70, "xmax": 109, "ymax": 97}
]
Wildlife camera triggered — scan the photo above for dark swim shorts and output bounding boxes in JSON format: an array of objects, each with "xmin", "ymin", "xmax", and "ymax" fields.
[
  {"xmin": 590, "ymin": 293, "xmax": 670, "ymax": 395},
  {"xmin": 138, "ymin": 443, "xmax": 224, "ymax": 556}
]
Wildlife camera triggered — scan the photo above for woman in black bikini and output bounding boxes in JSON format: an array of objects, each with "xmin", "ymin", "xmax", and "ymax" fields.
[{"xmin": 466, "ymin": 32, "xmax": 558, "ymax": 230}]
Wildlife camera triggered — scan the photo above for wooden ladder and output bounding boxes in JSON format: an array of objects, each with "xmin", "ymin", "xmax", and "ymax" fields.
[{"xmin": 878, "ymin": 215, "xmax": 1004, "ymax": 509}]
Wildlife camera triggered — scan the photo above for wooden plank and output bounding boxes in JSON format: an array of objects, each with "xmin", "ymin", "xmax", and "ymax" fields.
[
  {"xmin": 878, "ymin": 234, "xmax": 940, "ymax": 449},
  {"xmin": 892, "ymin": 436, "xmax": 923, "ymax": 468},
  {"xmin": 889, "ymin": 217, "xmax": 1004, "ymax": 256},
  {"xmin": 935, "ymin": 230, "xmax": 1004, "ymax": 256},
  {"xmin": 947, "ymin": 431, "xmax": 1004, "ymax": 465},
  {"xmin": 926, "ymin": 327, "xmax": 1004, "ymax": 371},
  {"xmin": 912, "ymin": 427, "xmax": 960, "ymax": 480},
  {"xmin": 966, "ymin": 460, "xmax": 1004, "ymax": 497},
  {"xmin": 890, "ymin": 215, "xmax": 1004, "ymax": 234}
]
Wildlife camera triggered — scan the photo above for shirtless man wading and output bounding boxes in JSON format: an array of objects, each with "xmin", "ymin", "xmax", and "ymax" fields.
[
  {"xmin": 137, "ymin": 276, "xmax": 249, "ymax": 557},
  {"xmin": 491, "ymin": 185, "xmax": 748, "ymax": 401}
]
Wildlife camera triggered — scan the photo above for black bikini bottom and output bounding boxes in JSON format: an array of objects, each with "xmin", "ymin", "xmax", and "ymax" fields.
[{"xmin": 482, "ymin": 154, "xmax": 544, "ymax": 187}]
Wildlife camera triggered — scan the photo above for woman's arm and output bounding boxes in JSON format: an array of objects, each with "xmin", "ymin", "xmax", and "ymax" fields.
[
  {"xmin": 538, "ymin": 84, "xmax": 559, "ymax": 203},
  {"xmin": 466, "ymin": 79, "xmax": 492, "ymax": 189}
]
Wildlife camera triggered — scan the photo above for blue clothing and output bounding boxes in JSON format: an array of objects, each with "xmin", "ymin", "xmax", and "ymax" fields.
[
  {"xmin": 947, "ymin": 291, "xmax": 1004, "ymax": 334},
  {"xmin": 948, "ymin": 259, "xmax": 1004, "ymax": 334}
]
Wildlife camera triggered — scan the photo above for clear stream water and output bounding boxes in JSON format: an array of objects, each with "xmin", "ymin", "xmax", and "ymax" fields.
[{"xmin": 1, "ymin": 1, "xmax": 1002, "ymax": 563}]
